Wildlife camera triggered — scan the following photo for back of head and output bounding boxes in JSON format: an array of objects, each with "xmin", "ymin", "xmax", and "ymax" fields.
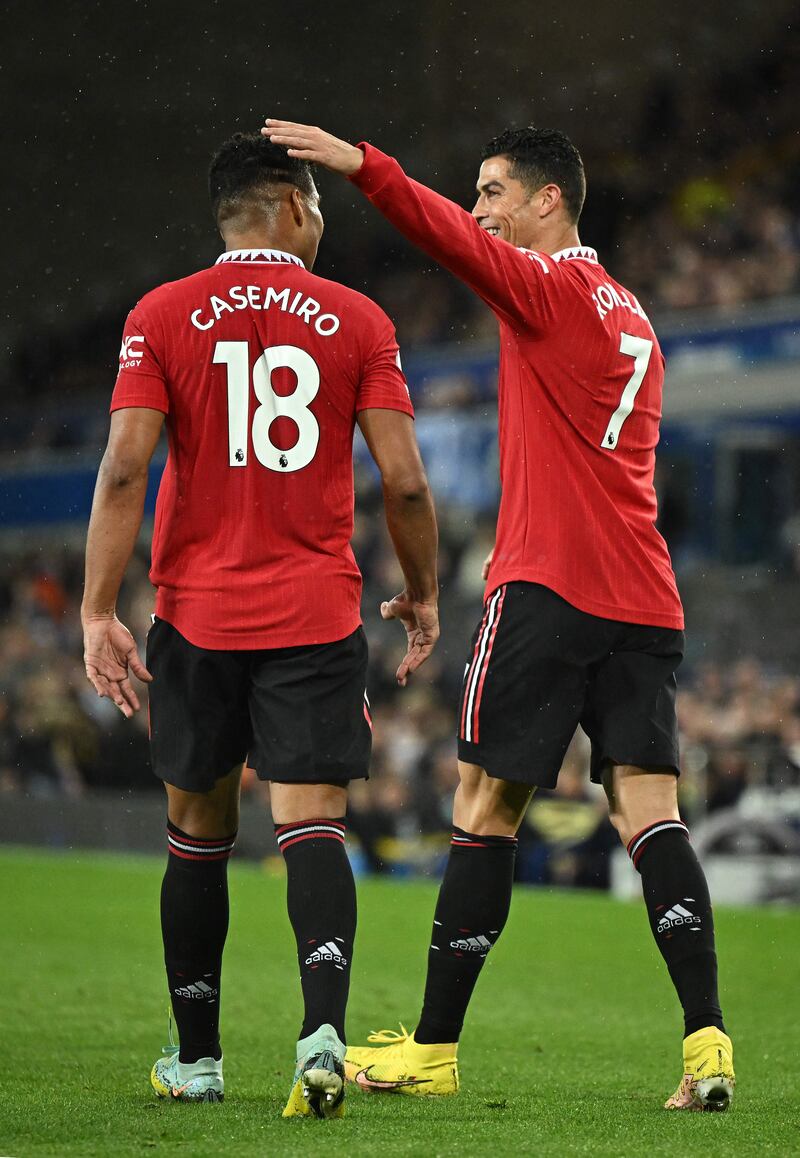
[
  {"xmin": 481, "ymin": 127, "xmax": 586, "ymax": 223},
  {"xmin": 209, "ymin": 132, "xmax": 316, "ymax": 229}
]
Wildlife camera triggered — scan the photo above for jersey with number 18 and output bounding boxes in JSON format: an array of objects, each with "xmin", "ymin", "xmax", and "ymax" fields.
[
  {"xmin": 111, "ymin": 248, "xmax": 413, "ymax": 650},
  {"xmin": 350, "ymin": 147, "xmax": 684, "ymax": 630}
]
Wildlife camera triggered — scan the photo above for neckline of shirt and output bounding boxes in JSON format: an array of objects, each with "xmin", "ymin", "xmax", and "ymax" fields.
[
  {"xmin": 216, "ymin": 248, "xmax": 306, "ymax": 268},
  {"xmin": 550, "ymin": 246, "xmax": 598, "ymax": 263}
]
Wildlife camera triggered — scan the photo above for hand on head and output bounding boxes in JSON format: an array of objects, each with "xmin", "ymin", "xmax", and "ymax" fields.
[{"xmin": 262, "ymin": 120, "xmax": 365, "ymax": 177}]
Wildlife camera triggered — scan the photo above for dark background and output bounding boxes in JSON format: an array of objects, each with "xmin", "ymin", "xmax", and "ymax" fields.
[{"xmin": 3, "ymin": 0, "xmax": 796, "ymax": 359}]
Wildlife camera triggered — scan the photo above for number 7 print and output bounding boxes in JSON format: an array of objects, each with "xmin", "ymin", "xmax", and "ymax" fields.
[{"xmin": 601, "ymin": 332, "xmax": 653, "ymax": 450}]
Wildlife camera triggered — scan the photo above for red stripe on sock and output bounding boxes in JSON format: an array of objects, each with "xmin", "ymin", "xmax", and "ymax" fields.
[
  {"xmin": 168, "ymin": 847, "xmax": 234, "ymax": 861},
  {"xmin": 274, "ymin": 820, "xmax": 346, "ymax": 837},
  {"xmin": 280, "ymin": 833, "xmax": 345, "ymax": 852},
  {"xmin": 167, "ymin": 831, "xmax": 235, "ymax": 848}
]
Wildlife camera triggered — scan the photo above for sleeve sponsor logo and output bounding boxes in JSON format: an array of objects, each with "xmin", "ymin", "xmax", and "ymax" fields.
[{"xmin": 119, "ymin": 335, "xmax": 145, "ymax": 367}]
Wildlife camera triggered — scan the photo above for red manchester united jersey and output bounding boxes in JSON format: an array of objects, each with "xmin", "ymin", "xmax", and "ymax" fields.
[
  {"xmin": 350, "ymin": 146, "xmax": 683, "ymax": 629},
  {"xmin": 111, "ymin": 248, "xmax": 413, "ymax": 649}
]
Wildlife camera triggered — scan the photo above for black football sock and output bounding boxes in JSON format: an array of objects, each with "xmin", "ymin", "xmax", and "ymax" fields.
[
  {"xmin": 628, "ymin": 819, "xmax": 725, "ymax": 1038},
  {"xmin": 160, "ymin": 821, "xmax": 236, "ymax": 1064},
  {"xmin": 415, "ymin": 827, "xmax": 518, "ymax": 1045},
  {"xmin": 276, "ymin": 817, "xmax": 356, "ymax": 1043}
]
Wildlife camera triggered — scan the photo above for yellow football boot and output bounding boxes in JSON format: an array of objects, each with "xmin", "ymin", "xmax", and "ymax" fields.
[
  {"xmin": 344, "ymin": 1025, "xmax": 459, "ymax": 1095},
  {"xmin": 665, "ymin": 1027, "xmax": 735, "ymax": 1112}
]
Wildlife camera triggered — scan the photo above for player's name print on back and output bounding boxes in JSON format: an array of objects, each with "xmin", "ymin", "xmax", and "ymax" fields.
[{"xmin": 190, "ymin": 282, "xmax": 341, "ymax": 335}]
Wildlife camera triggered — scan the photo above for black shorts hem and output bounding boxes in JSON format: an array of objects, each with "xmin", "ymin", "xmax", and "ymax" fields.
[
  {"xmin": 157, "ymin": 764, "xmax": 245, "ymax": 794},
  {"xmin": 457, "ymin": 740, "xmax": 561, "ymax": 789},
  {"xmin": 254, "ymin": 768, "xmax": 370, "ymax": 785},
  {"xmin": 588, "ymin": 749, "xmax": 680, "ymax": 784}
]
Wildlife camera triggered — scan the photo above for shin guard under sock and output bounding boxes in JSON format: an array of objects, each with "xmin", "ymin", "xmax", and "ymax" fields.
[
  {"xmin": 161, "ymin": 822, "xmax": 236, "ymax": 1063},
  {"xmin": 628, "ymin": 819, "xmax": 725, "ymax": 1037},
  {"xmin": 275, "ymin": 818, "xmax": 356, "ymax": 1042},
  {"xmin": 415, "ymin": 827, "xmax": 517, "ymax": 1045}
]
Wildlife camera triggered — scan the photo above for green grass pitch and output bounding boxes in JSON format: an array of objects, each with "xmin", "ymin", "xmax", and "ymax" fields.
[{"xmin": 1, "ymin": 848, "xmax": 798, "ymax": 1156}]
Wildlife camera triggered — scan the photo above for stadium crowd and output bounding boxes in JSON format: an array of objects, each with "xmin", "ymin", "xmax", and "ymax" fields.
[{"xmin": 3, "ymin": 481, "xmax": 800, "ymax": 886}]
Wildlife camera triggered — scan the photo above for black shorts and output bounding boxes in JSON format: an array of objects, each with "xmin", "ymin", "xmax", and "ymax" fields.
[
  {"xmin": 457, "ymin": 582, "xmax": 683, "ymax": 788},
  {"xmin": 146, "ymin": 618, "xmax": 371, "ymax": 793}
]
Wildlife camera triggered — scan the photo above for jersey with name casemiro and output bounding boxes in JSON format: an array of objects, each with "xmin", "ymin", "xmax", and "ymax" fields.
[
  {"xmin": 111, "ymin": 249, "xmax": 414, "ymax": 650},
  {"xmin": 349, "ymin": 146, "xmax": 684, "ymax": 630}
]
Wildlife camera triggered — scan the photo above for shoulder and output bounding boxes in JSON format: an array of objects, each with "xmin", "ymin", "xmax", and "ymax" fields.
[
  {"xmin": 129, "ymin": 268, "xmax": 215, "ymax": 317},
  {"xmin": 307, "ymin": 271, "xmax": 395, "ymax": 331}
]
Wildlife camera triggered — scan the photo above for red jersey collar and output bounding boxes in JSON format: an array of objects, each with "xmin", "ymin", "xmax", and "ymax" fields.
[
  {"xmin": 216, "ymin": 248, "xmax": 305, "ymax": 268},
  {"xmin": 550, "ymin": 246, "xmax": 598, "ymax": 263}
]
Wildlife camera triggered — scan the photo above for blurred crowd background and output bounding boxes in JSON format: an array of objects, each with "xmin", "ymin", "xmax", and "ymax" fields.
[{"xmin": 2, "ymin": 1, "xmax": 800, "ymax": 891}]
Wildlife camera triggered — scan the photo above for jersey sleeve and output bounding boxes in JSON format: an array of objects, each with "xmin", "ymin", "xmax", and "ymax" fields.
[
  {"xmin": 110, "ymin": 305, "xmax": 169, "ymax": 413},
  {"xmin": 355, "ymin": 306, "xmax": 415, "ymax": 417},
  {"xmin": 349, "ymin": 144, "xmax": 557, "ymax": 333}
]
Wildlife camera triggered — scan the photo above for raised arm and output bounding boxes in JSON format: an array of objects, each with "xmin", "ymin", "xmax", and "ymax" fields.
[
  {"xmin": 263, "ymin": 120, "xmax": 550, "ymax": 329},
  {"xmin": 82, "ymin": 407, "xmax": 164, "ymax": 716},
  {"xmin": 357, "ymin": 408, "xmax": 439, "ymax": 686}
]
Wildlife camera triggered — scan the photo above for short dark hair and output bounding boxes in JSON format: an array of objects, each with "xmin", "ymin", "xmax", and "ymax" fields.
[
  {"xmin": 208, "ymin": 132, "xmax": 316, "ymax": 223},
  {"xmin": 481, "ymin": 127, "xmax": 586, "ymax": 222}
]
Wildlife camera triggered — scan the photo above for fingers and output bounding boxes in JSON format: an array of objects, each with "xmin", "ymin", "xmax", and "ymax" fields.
[
  {"xmin": 127, "ymin": 648, "xmax": 153, "ymax": 683},
  {"xmin": 263, "ymin": 118, "xmax": 313, "ymax": 132},
  {"xmin": 117, "ymin": 677, "xmax": 140, "ymax": 717},
  {"xmin": 395, "ymin": 639, "xmax": 435, "ymax": 686},
  {"xmin": 85, "ymin": 659, "xmax": 143, "ymax": 717}
]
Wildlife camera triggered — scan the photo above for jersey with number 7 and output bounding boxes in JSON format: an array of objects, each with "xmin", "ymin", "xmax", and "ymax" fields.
[
  {"xmin": 349, "ymin": 146, "xmax": 683, "ymax": 629},
  {"xmin": 111, "ymin": 248, "xmax": 414, "ymax": 650}
]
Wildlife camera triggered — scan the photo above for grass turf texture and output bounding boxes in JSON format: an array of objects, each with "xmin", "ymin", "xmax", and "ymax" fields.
[{"xmin": 1, "ymin": 849, "xmax": 798, "ymax": 1157}]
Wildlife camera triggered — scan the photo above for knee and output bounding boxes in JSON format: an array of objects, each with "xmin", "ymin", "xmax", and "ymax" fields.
[
  {"xmin": 167, "ymin": 791, "xmax": 239, "ymax": 839},
  {"xmin": 453, "ymin": 776, "xmax": 529, "ymax": 837},
  {"xmin": 606, "ymin": 807, "xmax": 630, "ymax": 847}
]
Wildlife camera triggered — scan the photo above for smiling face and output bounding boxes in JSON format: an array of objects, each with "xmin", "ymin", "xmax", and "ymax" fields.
[
  {"xmin": 472, "ymin": 152, "xmax": 581, "ymax": 256},
  {"xmin": 472, "ymin": 155, "xmax": 548, "ymax": 249}
]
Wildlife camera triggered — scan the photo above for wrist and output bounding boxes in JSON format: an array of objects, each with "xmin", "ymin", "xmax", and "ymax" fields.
[
  {"xmin": 407, "ymin": 590, "xmax": 438, "ymax": 606},
  {"xmin": 81, "ymin": 605, "xmax": 116, "ymax": 624}
]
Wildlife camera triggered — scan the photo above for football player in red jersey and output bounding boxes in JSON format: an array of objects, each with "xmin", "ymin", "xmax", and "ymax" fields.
[
  {"xmin": 262, "ymin": 120, "xmax": 734, "ymax": 1112},
  {"xmin": 81, "ymin": 133, "xmax": 439, "ymax": 1118}
]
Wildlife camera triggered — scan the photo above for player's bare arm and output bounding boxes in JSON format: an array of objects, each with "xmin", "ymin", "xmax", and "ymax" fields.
[
  {"xmin": 82, "ymin": 407, "xmax": 163, "ymax": 717},
  {"xmin": 357, "ymin": 408, "xmax": 439, "ymax": 687}
]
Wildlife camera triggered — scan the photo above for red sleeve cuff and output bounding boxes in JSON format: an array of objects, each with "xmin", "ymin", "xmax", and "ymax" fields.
[
  {"xmin": 348, "ymin": 143, "xmax": 394, "ymax": 196},
  {"xmin": 355, "ymin": 395, "xmax": 415, "ymax": 419}
]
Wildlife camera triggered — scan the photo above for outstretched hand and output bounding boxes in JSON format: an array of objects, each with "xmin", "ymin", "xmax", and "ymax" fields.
[
  {"xmin": 381, "ymin": 592, "xmax": 440, "ymax": 687},
  {"xmin": 83, "ymin": 614, "xmax": 152, "ymax": 718},
  {"xmin": 262, "ymin": 119, "xmax": 364, "ymax": 177}
]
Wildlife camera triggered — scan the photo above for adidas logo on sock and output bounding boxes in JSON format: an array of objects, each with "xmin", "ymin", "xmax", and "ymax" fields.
[
  {"xmin": 450, "ymin": 935, "xmax": 493, "ymax": 954},
  {"xmin": 657, "ymin": 900, "xmax": 702, "ymax": 933},
  {"xmin": 174, "ymin": 980, "xmax": 219, "ymax": 1000},
  {"xmin": 305, "ymin": 940, "xmax": 348, "ymax": 969}
]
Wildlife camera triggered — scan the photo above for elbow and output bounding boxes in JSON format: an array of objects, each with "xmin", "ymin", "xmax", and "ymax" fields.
[
  {"xmin": 382, "ymin": 471, "xmax": 430, "ymax": 504},
  {"xmin": 98, "ymin": 452, "xmax": 149, "ymax": 491}
]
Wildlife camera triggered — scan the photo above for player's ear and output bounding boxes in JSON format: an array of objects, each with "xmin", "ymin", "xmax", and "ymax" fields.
[
  {"xmin": 538, "ymin": 183, "xmax": 563, "ymax": 219},
  {"xmin": 289, "ymin": 187, "xmax": 306, "ymax": 228}
]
